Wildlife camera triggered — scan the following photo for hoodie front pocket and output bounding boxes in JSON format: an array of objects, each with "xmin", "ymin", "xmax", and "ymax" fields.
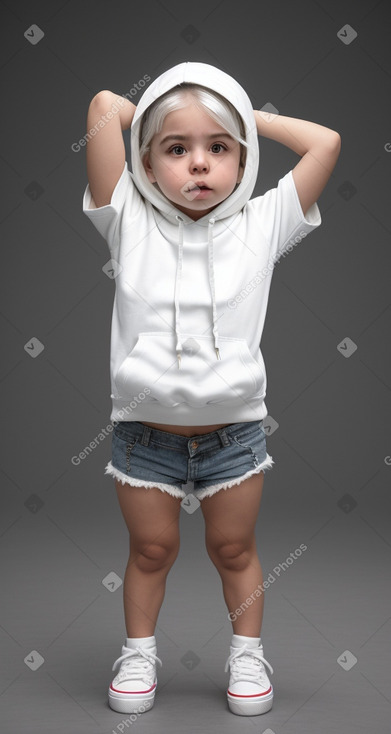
[{"xmin": 113, "ymin": 332, "xmax": 266, "ymax": 408}]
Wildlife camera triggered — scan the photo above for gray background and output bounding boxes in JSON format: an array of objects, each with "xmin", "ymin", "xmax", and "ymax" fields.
[{"xmin": 1, "ymin": 1, "xmax": 391, "ymax": 732}]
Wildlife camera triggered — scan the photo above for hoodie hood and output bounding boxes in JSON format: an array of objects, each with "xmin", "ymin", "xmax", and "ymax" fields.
[
  {"xmin": 130, "ymin": 61, "xmax": 259, "ymax": 226},
  {"xmin": 129, "ymin": 62, "xmax": 259, "ymax": 368}
]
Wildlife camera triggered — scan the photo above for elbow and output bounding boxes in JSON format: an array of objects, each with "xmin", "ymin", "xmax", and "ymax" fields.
[
  {"xmin": 311, "ymin": 131, "xmax": 341, "ymax": 157},
  {"xmin": 323, "ymin": 131, "xmax": 341, "ymax": 163},
  {"xmin": 328, "ymin": 132, "xmax": 342, "ymax": 169},
  {"xmin": 330, "ymin": 131, "xmax": 342, "ymax": 150},
  {"xmin": 90, "ymin": 90, "xmax": 113, "ymax": 107}
]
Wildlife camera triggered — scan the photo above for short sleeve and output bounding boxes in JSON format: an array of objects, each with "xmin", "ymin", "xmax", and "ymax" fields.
[
  {"xmin": 82, "ymin": 161, "xmax": 138, "ymax": 256},
  {"xmin": 250, "ymin": 169, "xmax": 322, "ymax": 263}
]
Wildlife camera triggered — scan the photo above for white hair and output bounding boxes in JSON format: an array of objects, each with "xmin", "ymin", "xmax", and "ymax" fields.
[{"xmin": 139, "ymin": 82, "xmax": 248, "ymax": 169}]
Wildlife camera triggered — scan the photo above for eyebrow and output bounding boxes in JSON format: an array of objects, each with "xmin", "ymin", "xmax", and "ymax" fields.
[{"xmin": 159, "ymin": 133, "xmax": 233, "ymax": 146}]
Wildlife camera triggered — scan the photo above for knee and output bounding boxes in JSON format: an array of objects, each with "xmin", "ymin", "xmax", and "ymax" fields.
[
  {"xmin": 206, "ymin": 541, "xmax": 252, "ymax": 572},
  {"xmin": 133, "ymin": 539, "xmax": 179, "ymax": 573}
]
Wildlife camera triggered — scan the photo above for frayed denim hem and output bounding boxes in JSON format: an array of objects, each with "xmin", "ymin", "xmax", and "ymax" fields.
[
  {"xmin": 104, "ymin": 461, "xmax": 186, "ymax": 499},
  {"xmin": 193, "ymin": 453, "xmax": 274, "ymax": 501}
]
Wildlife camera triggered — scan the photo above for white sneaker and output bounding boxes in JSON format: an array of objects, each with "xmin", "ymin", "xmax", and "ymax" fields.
[
  {"xmin": 108, "ymin": 637, "xmax": 162, "ymax": 714},
  {"xmin": 225, "ymin": 637, "xmax": 274, "ymax": 716}
]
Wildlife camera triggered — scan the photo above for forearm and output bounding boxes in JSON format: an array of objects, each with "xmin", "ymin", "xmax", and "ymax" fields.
[
  {"xmin": 253, "ymin": 109, "xmax": 340, "ymax": 156},
  {"xmin": 91, "ymin": 90, "xmax": 137, "ymax": 131}
]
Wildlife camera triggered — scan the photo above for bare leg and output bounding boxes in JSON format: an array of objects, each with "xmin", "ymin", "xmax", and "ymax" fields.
[
  {"xmin": 201, "ymin": 471, "xmax": 265, "ymax": 637},
  {"xmin": 115, "ymin": 480, "xmax": 182, "ymax": 637}
]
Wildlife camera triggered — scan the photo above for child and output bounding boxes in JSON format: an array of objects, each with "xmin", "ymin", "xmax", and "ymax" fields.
[{"xmin": 83, "ymin": 61, "xmax": 341, "ymax": 717}]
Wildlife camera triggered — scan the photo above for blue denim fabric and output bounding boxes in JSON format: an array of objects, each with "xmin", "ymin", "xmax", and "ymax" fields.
[{"xmin": 105, "ymin": 420, "xmax": 274, "ymax": 500}]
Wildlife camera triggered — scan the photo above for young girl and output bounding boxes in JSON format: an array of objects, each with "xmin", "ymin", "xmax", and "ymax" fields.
[{"xmin": 83, "ymin": 61, "xmax": 341, "ymax": 717}]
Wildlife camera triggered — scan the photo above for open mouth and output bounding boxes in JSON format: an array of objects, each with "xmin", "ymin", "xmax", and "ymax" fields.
[{"xmin": 187, "ymin": 185, "xmax": 211, "ymax": 192}]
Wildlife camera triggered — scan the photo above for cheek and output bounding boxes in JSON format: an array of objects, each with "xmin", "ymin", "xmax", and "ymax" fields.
[{"xmin": 226, "ymin": 160, "xmax": 240, "ymax": 179}]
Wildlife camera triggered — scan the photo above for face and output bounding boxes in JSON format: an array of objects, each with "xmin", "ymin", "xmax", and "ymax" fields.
[{"xmin": 143, "ymin": 99, "xmax": 244, "ymax": 221}]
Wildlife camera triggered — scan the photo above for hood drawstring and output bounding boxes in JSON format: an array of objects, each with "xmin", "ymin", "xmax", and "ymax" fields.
[
  {"xmin": 207, "ymin": 217, "xmax": 221, "ymax": 362},
  {"xmin": 174, "ymin": 214, "xmax": 221, "ymax": 369}
]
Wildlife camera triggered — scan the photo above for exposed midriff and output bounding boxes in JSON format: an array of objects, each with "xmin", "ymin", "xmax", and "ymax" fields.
[{"xmin": 141, "ymin": 421, "xmax": 232, "ymax": 437}]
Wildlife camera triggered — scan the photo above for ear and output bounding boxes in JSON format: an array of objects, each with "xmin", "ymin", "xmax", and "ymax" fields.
[{"xmin": 143, "ymin": 153, "xmax": 157, "ymax": 183}]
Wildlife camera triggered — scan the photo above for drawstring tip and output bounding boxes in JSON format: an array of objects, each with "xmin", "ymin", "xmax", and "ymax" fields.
[
  {"xmin": 215, "ymin": 347, "xmax": 221, "ymax": 360},
  {"xmin": 177, "ymin": 352, "xmax": 181, "ymax": 369}
]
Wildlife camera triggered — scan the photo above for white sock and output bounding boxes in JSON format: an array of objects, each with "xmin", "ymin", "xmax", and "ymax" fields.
[
  {"xmin": 126, "ymin": 635, "xmax": 155, "ymax": 648},
  {"xmin": 231, "ymin": 634, "xmax": 261, "ymax": 648}
]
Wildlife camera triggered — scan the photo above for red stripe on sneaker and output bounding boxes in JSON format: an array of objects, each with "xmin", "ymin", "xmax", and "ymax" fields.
[
  {"xmin": 110, "ymin": 682, "xmax": 156, "ymax": 694},
  {"xmin": 227, "ymin": 685, "xmax": 272, "ymax": 698}
]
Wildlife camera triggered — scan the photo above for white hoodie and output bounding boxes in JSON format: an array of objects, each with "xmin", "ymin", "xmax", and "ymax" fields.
[{"xmin": 82, "ymin": 62, "xmax": 321, "ymax": 426}]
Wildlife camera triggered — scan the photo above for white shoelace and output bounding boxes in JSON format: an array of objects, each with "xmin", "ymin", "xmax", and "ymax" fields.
[
  {"xmin": 224, "ymin": 644, "xmax": 274, "ymax": 684},
  {"xmin": 112, "ymin": 645, "xmax": 163, "ymax": 683}
]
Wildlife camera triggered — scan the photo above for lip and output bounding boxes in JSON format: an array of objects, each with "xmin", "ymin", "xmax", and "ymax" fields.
[
  {"xmin": 187, "ymin": 182, "xmax": 212, "ymax": 191},
  {"xmin": 186, "ymin": 182, "xmax": 213, "ymax": 199},
  {"xmin": 191, "ymin": 188, "xmax": 213, "ymax": 199}
]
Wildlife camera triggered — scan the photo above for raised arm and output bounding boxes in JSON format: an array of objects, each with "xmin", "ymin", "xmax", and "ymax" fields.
[
  {"xmin": 254, "ymin": 109, "xmax": 341, "ymax": 217},
  {"xmin": 86, "ymin": 91, "xmax": 136, "ymax": 208}
]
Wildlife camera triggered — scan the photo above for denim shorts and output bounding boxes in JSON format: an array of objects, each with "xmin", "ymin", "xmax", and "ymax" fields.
[{"xmin": 105, "ymin": 420, "xmax": 274, "ymax": 501}]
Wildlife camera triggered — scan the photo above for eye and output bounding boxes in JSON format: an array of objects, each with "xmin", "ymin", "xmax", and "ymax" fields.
[
  {"xmin": 211, "ymin": 143, "xmax": 226, "ymax": 153},
  {"xmin": 169, "ymin": 145, "xmax": 186, "ymax": 155}
]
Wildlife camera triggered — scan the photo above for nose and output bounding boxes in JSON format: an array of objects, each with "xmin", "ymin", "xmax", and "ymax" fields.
[{"xmin": 190, "ymin": 147, "xmax": 209, "ymax": 172}]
